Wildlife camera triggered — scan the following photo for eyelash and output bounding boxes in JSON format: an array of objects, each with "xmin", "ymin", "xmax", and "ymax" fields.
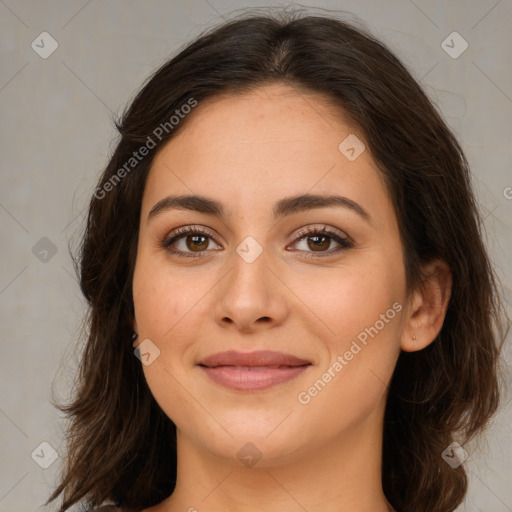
[{"xmin": 160, "ymin": 225, "xmax": 354, "ymax": 259}]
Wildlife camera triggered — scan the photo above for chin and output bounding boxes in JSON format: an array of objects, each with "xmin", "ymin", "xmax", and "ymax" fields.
[
  {"xmin": 200, "ymin": 429, "xmax": 308, "ymax": 469},
  {"xmin": 170, "ymin": 406, "xmax": 310, "ymax": 466}
]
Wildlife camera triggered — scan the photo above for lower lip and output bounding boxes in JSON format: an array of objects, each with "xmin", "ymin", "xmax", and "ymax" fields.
[{"xmin": 199, "ymin": 365, "xmax": 310, "ymax": 391}]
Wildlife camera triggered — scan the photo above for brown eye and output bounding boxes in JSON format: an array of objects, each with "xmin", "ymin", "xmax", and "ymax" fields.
[
  {"xmin": 162, "ymin": 227, "xmax": 221, "ymax": 258},
  {"xmin": 305, "ymin": 234, "xmax": 331, "ymax": 251},
  {"xmin": 185, "ymin": 234, "xmax": 209, "ymax": 252},
  {"xmin": 289, "ymin": 225, "xmax": 353, "ymax": 258}
]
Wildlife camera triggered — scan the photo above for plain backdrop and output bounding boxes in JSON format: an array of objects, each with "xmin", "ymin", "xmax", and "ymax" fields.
[{"xmin": 0, "ymin": 1, "xmax": 511, "ymax": 511}]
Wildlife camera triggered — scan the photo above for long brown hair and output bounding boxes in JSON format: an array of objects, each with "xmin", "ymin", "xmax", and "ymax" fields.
[{"xmin": 47, "ymin": 10, "xmax": 507, "ymax": 512}]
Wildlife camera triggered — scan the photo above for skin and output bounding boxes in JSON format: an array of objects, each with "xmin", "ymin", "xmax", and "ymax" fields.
[{"xmin": 132, "ymin": 83, "xmax": 452, "ymax": 512}]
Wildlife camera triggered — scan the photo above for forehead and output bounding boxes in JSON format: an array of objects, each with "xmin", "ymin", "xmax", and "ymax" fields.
[
  {"xmin": 160, "ymin": 84, "xmax": 358, "ymax": 159},
  {"xmin": 143, "ymin": 84, "xmax": 391, "ymax": 224}
]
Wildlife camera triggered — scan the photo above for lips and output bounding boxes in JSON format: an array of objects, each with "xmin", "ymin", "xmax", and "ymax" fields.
[
  {"xmin": 198, "ymin": 350, "xmax": 310, "ymax": 367},
  {"xmin": 197, "ymin": 350, "xmax": 312, "ymax": 391}
]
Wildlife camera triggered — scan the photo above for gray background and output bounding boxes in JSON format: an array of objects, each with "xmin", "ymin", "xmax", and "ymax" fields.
[{"xmin": 1, "ymin": 1, "xmax": 511, "ymax": 511}]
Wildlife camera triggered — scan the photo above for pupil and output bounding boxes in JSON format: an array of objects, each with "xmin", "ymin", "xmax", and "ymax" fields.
[
  {"xmin": 309, "ymin": 235, "xmax": 329, "ymax": 251},
  {"xmin": 188, "ymin": 235, "xmax": 207, "ymax": 251}
]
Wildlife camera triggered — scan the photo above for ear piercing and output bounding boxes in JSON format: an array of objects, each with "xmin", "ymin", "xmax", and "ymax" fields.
[{"xmin": 132, "ymin": 332, "xmax": 139, "ymax": 342}]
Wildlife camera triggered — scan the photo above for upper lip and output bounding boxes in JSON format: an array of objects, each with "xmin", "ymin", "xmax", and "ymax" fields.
[{"xmin": 198, "ymin": 350, "xmax": 311, "ymax": 368}]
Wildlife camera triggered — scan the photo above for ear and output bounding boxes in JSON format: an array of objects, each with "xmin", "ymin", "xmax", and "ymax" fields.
[{"xmin": 401, "ymin": 259, "xmax": 452, "ymax": 352}]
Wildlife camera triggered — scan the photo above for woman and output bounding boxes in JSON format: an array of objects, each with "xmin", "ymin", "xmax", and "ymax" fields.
[{"xmin": 47, "ymin": 10, "xmax": 507, "ymax": 512}]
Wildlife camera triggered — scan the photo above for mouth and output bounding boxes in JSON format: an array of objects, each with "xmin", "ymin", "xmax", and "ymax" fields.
[{"xmin": 197, "ymin": 350, "xmax": 312, "ymax": 391}]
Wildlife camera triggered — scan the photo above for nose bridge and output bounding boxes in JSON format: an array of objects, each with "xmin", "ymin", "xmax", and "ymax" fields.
[
  {"xmin": 228, "ymin": 235, "xmax": 272, "ymax": 299},
  {"xmin": 211, "ymin": 232, "xmax": 288, "ymax": 331},
  {"xmin": 225, "ymin": 209, "xmax": 273, "ymax": 279}
]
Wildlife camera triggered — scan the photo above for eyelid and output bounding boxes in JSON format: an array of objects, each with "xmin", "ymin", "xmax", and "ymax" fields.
[
  {"xmin": 161, "ymin": 223, "xmax": 353, "ymax": 258},
  {"xmin": 290, "ymin": 224, "xmax": 351, "ymax": 244},
  {"xmin": 170, "ymin": 224, "xmax": 221, "ymax": 242},
  {"xmin": 163, "ymin": 224, "xmax": 222, "ymax": 247},
  {"xmin": 286, "ymin": 224, "xmax": 353, "ymax": 258}
]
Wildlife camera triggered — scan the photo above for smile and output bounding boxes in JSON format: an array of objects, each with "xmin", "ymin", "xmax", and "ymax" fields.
[{"xmin": 197, "ymin": 350, "xmax": 312, "ymax": 391}]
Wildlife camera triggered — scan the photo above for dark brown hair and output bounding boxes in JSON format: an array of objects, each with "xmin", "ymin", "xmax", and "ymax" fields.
[{"xmin": 47, "ymin": 9, "xmax": 507, "ymax": 512}]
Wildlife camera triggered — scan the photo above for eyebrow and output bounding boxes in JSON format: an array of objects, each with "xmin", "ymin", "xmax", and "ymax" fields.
[{"xmin": 147, "ymin": 193, "xmax": 371, "ymax": 224}]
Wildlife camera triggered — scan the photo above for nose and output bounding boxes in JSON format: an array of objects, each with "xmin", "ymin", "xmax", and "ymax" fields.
[{"xmin": 211, "ymin": 245, "xmax": 289, "ymax": 334}]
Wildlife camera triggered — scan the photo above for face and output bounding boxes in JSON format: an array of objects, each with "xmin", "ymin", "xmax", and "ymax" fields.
[{"xmin": 132, "ymin": 83, "xmax": 408, "ymax": 466}]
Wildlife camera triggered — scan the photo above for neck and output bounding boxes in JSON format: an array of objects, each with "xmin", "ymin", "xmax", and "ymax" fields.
[{"xmin": 158, "ymin": 405, "xmax": 393, "ymax": 512}]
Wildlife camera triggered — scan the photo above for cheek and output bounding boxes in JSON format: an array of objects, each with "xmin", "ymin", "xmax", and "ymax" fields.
[
  {"xmin": 301, "ymin": 257, "xmax": 403, "ymax": 340},
  {"xmin": 132, "ymin": 250, "xmax": 200, "ymax": 339},
  {"xmin": 297, "ymin": 256, "xmax": 404, "ymax": 403},
  {"xmin": 132, "ymin": 255, "xmax": 203, "ymax": 427},
  {"xmin": 306, "ymin": 265, "xmax": 403, "ymax": 401}
]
